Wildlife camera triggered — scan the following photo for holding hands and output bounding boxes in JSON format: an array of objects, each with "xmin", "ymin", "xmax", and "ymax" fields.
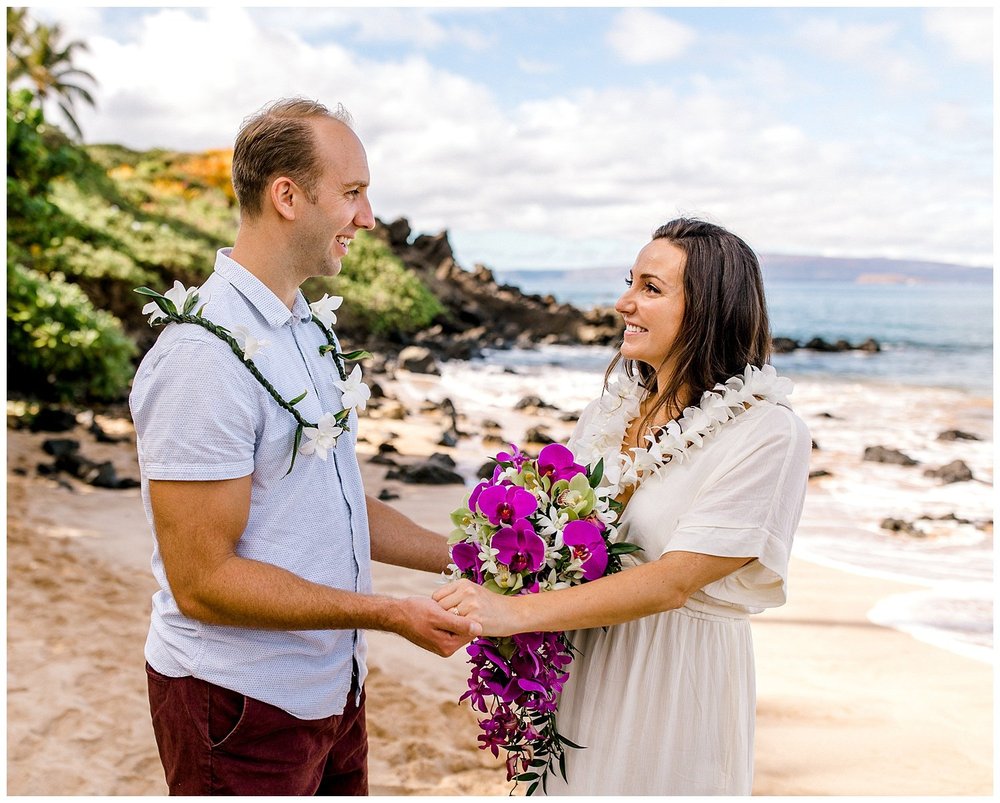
[{"xmin": 432, "ymin": 579, "xmax": 519, "ymax": 638}]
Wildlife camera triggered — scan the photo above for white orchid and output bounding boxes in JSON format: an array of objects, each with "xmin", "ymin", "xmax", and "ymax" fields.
[
  {"xmin": 142, "ymin": 280, "xmax": 204, "ymax": 323},
  {"xmin": 333, "ymin": 364, "xmax": 371, "ymax": 411},
  {"xmin": 231, "ymin": 325, "xmax": 270, "ymax": 360},
  {"xmin": 298, "ymin": 412, "xmax": 344, "ymax": 461},
  {"xmin": 309, "ymin": 293, "xmax": 344, "ymax": 329}
]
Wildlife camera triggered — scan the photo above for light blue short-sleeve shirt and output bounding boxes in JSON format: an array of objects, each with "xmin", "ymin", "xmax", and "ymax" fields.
[{"xmin": 130, "ymin": 248, "xmax": 372, "ymax": 720}]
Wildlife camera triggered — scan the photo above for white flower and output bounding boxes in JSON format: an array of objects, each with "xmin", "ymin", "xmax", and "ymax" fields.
[
  {"xmin": 333, "ymin": 364, "xmax": 371, "ymax": 411},
  {"xmin": 143, "ymin": 280, "xmax": 203, "ymax": 323},
  {"xmin": 231, "ymin": 325, "xmax": 270, "ymax": 360},
  {"xmin": 309, "ymin": 293, "xmax": 344, "ymax": 329},
  {"xmin": 298, "ymin": 412, "xmax": 344, "ymax": 461}
]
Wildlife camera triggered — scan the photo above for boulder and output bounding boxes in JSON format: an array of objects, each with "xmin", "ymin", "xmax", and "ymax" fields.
[
  {"xmin": 397, "ymin": 346, "xmax": 440, "ymax": 375},
  {"xmin": 30, "ymin": 408, "xmax": 78, "ymax": 433},
  {"xmin": 525, "ymin": 427, "xmax": 555, "ymax": 445},
  {"xmin": 881, "ymin": 517, "xmax": 924, "ymax": 537},
  {"xmin": 771, "ymin": 337, "xmax": 799, "ymax": 354},
  {"xmin": 377, "ymin": 488, "xmax": 401, "ymax": 501},
  {"xmin": 385, "ymin": 461, "xmax": 464, "ymax": 485},
  {"xmin": 937, "ymin": 430, "xmax": 981, "ymax": 442},
  {"xmin": 42, "ymin": 438, "xmax": 80, "ymax": 458},
  {"xmin": 515, "ymin": 395, "xmax": 558, "ymax": 411},
  {"xmin": 808, "ymin": 469, "xmax": 832, "ymax": 479},
  {"xmin": 863, "ymin": 446, "xmax": 919, "ymax": 466},
  {"xmin": 923, "ymin": 460, "xmax": 974, "ymax": 483}
]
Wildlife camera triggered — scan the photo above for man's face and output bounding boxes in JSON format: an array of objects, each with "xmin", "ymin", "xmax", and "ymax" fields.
[{"xmin": 298, "ymin": 118, "xmax": 375, "ymax": 278}]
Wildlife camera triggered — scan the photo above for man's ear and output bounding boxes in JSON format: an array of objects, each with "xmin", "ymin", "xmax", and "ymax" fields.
[{"xmin": 269, "ymin": 176, "xmax": 299, "ymax": 221}]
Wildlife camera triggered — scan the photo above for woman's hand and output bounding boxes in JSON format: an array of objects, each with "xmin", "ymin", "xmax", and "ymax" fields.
[{"xmin": 432, "ymin": 579, "xmax": 522, "ymax": 638}]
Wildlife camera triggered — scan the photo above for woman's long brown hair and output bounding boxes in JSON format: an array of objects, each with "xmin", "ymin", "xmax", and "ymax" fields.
[{"xmin": 604, "ymin": 218, "xmax": 772, "ymax": 436}]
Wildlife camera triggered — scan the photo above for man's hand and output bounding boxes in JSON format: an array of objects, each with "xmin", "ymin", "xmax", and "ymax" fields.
[{"xmin": 392, "ymin": 596, "xmax": 482, "ymax": 657}]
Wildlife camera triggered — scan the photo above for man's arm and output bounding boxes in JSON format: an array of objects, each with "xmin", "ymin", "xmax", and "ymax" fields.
[
  {"xmin": 150, "ymin": 477, "xmax": 478, "ymax": 655},
  {"xmin": 367, "ymin": 494, "xmax": 452, "ymax": 574}
]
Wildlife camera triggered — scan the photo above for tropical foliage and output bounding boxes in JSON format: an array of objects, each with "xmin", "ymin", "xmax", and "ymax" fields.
[
  {"xmin": 6, "ymin": 8, "xmax": 445, "ymax": 404},
  {"xmin": 7, "ymin": 7, "xmax": 96, "ymax": 140}
]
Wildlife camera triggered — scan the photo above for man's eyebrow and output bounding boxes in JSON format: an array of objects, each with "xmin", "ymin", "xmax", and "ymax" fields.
[{"xmin": 341, "ymin": 179, "xmax": 369, "ymax": 189}]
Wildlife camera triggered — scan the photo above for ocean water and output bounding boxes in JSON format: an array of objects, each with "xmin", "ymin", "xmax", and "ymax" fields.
[
  {"xmin": 426, "ymin": 278, "xmax": 993, "ymax": 663},
  {"xmin": 501, "ymin": 276, "xmax": 994, "ymax": 394}
]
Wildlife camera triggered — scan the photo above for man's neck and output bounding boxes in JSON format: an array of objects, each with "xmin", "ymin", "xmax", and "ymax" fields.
[{"xmin": 230, "ymin": 226, "xmax": 301, "ymax": 310}]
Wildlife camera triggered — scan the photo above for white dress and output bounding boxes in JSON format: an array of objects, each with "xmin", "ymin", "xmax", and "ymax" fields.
[{"xmin": 540, "ymin": 398, "xmax": 811, "ymax": 796}]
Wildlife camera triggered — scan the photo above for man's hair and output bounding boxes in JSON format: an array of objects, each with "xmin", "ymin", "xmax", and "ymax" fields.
[
  {"xmin": 231, "ymin": 98, "xmax": 353, "ymax": 218},
  {"xmin": 605, "ymin": 217, "xmax": 772, "ymax": 430}
]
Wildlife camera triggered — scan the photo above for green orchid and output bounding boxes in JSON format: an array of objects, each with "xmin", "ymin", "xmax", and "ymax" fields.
[{"xmin": 551, "ymin": 473, "xmax": 597, "ymax": 519}]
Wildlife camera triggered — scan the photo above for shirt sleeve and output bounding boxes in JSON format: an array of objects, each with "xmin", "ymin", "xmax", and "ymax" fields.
[
  {"xmin": 131, "ymin": 334, "xmax": 261, "ymax": 481},
  {"xmin": 661, "ymin": 405, "xmax": 811, "ymax": 609}
]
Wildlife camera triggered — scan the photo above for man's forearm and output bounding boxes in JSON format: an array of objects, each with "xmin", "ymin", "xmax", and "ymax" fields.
[
  {"xmin": 366, "ymin": 494, "xmax": 452, "ymax": 573},
  {"xmin": 176, "ymin": 552, "xmax": 407, "ymax": 631}
]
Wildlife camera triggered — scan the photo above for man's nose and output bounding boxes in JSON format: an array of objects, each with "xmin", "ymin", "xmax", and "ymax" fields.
[{"xmin": 356, "ymin": 196, "xmax": 375, "ymax": 230}]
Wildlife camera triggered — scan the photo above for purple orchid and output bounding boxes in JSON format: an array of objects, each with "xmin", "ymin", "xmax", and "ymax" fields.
[
  {"xmin": 537, "ymin": 443, "xmax": 586, "ymax": 483},
  {"xmin": 477, "ymin": 484, "xmax": 538, "ymax": 526},
  {"xmin": 467, "ymin": 480, "xmax": 489, "ymax": 513},
  {"xmin": 563, "ymin": 519, "xmax": 608, "ymax": 580},
  {"xmin": 491, "ymin": 520, "xmax": 546, "ymax": 574},
  {"xmin": 495, "ymin": 443, "xmax": 528, "ymax": 469},
  {"xmin": 451, "ymin": 542, "xmax": 485, "ymax": 583}
]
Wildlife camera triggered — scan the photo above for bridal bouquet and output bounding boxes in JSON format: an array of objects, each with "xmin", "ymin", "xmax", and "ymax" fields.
[{"xmin": 446, "ymin": 443, "xmax": 639, "ymax": 793}]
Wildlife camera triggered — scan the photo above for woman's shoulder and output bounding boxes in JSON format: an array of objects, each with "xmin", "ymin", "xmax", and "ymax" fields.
[{"xmin": 729, "ymin": 401, "xmax": 811, "ymax": 460}]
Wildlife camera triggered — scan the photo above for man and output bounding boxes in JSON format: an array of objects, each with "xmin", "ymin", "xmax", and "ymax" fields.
[{"xmin": 130, "ymin": 98, "xmax": 478, "ymax": 796}]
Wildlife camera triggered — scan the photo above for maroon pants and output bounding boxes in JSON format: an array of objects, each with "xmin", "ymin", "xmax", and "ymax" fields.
[{"xmin": 146, "ymin": 662, "xmax": 368, "ymax": 796}]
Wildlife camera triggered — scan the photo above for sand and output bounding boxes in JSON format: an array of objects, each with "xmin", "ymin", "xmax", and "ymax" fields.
[{"xmin": 4, "ymin": 372, "xmax": 994, "ymax": 796}]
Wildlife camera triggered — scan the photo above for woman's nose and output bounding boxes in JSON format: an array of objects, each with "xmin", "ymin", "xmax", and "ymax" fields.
[{"xmin": 615, "ymin": 289, "xmax": 633, "ymax": 314}]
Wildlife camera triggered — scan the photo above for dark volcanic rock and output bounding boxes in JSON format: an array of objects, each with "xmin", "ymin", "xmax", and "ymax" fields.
[
  {"xmin": 881, "ymin": 517, "xmax": 924, "ymax": 537},
  {"xmin": 385, "ymin": 461, "xmax": 464, "ymax": 485},
  {"xmin": 42, "ymin": 438, "xmax": 80, "ymax": 457},
  {"xmin": 808, "ymin": 469, "xmax": 833, "ymax": 479},
  {"xmin": 377, "ymin": 488, "xmax": 400, "ymax": 501},
  {"xmin": 515, "ymin": 396, "xmax": 558, "ymax": 411},
  {"xmin": 923, "ymin": 460, "xmax": 975, "ymax": 483},
  {"xmin": 937, "ymin": 429, "xmax": 981, "ymax": 442},
  {"xmin": 397, "ymin": 346, "xmax": 440, "ymax": 375},
  {"xmin": 30, "ymin": 408, "xmax": 78, "ymax": 432},
  {"xmin": 525, "ymin": 427, "xmax": 556, "ymax": 445},
  {"xmin": 863, "ymin": 446, "xmax": 919, "ymax": 466},
  {"xmin": 771, "ymin": 337, "xmax": 799, "ymax": 354},
  {"xmin": 478, "ymin": 460, "xmax": 498, "ymax": 480}
]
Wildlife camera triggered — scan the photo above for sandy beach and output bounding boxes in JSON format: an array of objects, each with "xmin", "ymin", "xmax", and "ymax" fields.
[{"xmin": 5, "ymin": 367, "xmax": 993, "ymax": 796}]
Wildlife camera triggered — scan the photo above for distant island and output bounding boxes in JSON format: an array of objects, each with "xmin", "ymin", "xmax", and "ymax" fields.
[{"xmin": 499, "ymin": 254, "xmax": 992, "ymax": 286}]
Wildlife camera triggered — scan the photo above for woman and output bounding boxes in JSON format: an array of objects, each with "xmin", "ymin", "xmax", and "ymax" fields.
[{"xmin": 433, "ymin": 218, "xmax": 811, "ymax": 795}]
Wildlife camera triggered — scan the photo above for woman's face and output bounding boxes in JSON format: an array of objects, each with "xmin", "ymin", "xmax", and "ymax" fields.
[{"xmin": 614, "ymin": 239, "xmax": 686, "ymax": 374}]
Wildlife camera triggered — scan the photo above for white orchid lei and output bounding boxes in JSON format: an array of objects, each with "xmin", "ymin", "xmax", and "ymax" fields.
[
  {"xmin": 135, "ymin": 281, "xmax": 371, "ymax": 473},
  {"xmin": 573, "ymin": 363, "xmax": 794, "ymax": 495}
]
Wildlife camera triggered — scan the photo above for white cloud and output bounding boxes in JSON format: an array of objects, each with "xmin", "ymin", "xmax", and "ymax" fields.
[
  {"xmin": 248, "ymin": 7, "xmax": 492, "ymax": 51},
  {"xmin": 923, "ymin": 8, "xmax": 993, "ymax": 65},
  {"xmin": 31, "ymin": 7, "xmax": 994, "ymax": 269},
  {"xmin": 792, "ymin": 16, "xmax": 925, "ymax": 89},
  {"xmin": 606, "ymin": 9, "xmax": 696, "ymax": 65},
  {"xmin": 517, "ymin": 56, "xmax": 558, "ymax": 75}
]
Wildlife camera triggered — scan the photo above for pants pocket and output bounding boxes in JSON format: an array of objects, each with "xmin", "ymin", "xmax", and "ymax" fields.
[{"xmin": 207, "ymin": 683, "xmax": 249, "ymax": 749}]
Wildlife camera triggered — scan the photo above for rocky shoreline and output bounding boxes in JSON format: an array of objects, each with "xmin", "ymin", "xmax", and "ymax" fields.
[{"xmin": 357, "ymin": 218, "xmax": 883, "ymax": 360}]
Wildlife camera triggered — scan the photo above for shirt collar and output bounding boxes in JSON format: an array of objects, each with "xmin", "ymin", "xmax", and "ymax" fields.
[{"xmin": 214, "ymin": 248, "xmax": 313, "ymax": 327}]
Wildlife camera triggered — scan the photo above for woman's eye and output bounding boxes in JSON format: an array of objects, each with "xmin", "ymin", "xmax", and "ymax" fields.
[
  {"xmin": 645, "ymin": 283, "xmax": 660, "ymax": 293},
  {"xmin": 624, "ymin": 276, "xmax": 633, "ymax": 287}
]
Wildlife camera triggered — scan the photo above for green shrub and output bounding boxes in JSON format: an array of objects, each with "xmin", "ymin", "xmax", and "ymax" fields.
[
  {"xmin": 6, "ymin": 261, "xmax": 137, "ymax": 402},
  {"xmin": 304, "ymin": 231, "xmax": 442, "ymax": 336}
]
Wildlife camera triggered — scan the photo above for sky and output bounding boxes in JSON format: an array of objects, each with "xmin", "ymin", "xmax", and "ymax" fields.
[{"xmin": 28, "ymin": 4, "xmax": 995, "ymax": 272}]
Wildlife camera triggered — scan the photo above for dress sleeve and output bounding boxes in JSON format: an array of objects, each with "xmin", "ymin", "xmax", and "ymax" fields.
[
  {"xmin": 661, "ymin": 405, "xmax": 811, "ymax": 609},
  {"xmin": 130, "ymin": 334, "xmax": 260, "ymax": 481}
]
